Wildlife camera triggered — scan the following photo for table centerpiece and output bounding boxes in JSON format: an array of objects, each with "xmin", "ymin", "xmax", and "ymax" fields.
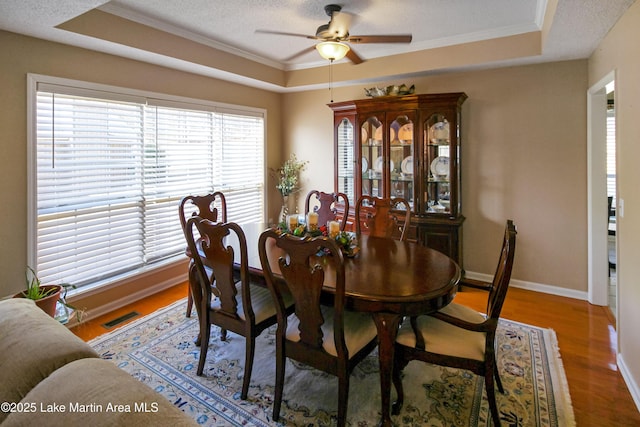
[{"xmin": 276, "ymin": 220, "xmax": 359, "ymax": 258}]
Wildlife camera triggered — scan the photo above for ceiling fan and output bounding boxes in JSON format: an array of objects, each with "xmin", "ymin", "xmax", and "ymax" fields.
[{"xmin": 256, "ymin": 4, "xmax": 412, "ymax": 64}]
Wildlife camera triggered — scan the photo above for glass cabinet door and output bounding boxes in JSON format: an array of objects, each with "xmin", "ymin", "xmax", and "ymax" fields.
[
  {"xmin": 389, "ymin": 114, "xmax": 414, "ymax": 212},
  {"xmin": 336, "ymin": 117, "xmax": 355, "ymax": 202},
  {"xmin": 330, "ymin": 93, "xmax": 466, "ymax": 266},
  {"xmin": 360, "ymin": 116, "xmax": 383, "ymax": 199},
  {"xmin": 424, "ymin": 114, "xmax": 455, "ymax": 215}
]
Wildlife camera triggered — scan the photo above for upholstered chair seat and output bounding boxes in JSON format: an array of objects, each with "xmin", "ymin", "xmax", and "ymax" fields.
[
  {"xmin": 284, "ymin": 306, "xmax": 377, "ymax": 357},
  {"xmin": 396, "ymin": 303, "xmax": 486, "ymax": 361}
]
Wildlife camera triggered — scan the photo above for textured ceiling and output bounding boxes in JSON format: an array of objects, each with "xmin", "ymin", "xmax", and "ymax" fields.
[
  {"xmin": 0, "ymin": 0, "xmax": 635, "ymax": 90},
  {"xmin": 100, "ymin": 0, "xmax": 540, "ymax": 67}
]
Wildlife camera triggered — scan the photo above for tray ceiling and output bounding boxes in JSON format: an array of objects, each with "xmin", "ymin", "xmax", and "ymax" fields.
[{"xmin": 0, "ymin": 0, "xmax": 635, "ymax": 91}]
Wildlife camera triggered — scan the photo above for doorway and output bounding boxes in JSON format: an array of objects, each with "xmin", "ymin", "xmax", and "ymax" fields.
[
  {"xmin": 587, "ymin": 71, "xmax": 617, "ymax": 319},
  {"xmin": 606, "ymin": 87, "xmax": 617, "ymax": 318}
]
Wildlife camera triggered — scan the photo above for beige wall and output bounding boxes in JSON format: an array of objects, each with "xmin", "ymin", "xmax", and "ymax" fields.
[
  {"xmin": 283, "ymin": 60, "xmax": 588, "ymax": 293},
  {"xmin": 588, "ymin": 0, "xmax": 640, "ymax": 406},
  {"xmin": 0, "ymin": 30, "xmax": 283, "ymax": 312}
]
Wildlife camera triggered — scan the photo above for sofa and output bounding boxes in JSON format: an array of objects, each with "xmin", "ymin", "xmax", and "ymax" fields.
[{"xmin": 0, "ymin": 298, "xmax": 197, "ymax": 426}]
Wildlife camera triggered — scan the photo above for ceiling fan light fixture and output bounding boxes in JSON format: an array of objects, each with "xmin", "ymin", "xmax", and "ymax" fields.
[{"xmin": 316, "ymin": 41, "xmax": 350, "ymax": 61}]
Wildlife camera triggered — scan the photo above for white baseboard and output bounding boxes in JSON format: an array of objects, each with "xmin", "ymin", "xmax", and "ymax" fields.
[
  {"xmin": 463, "ymin": 271, "xmax": 589, "ymax": 301},
  {"xmin": 618, "ymin": 353, "xmax": 640, "ymax": 413}
]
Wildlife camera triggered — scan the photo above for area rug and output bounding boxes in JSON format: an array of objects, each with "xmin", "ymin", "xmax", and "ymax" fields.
[{"xmin": 89, "ymin": 299, "xmax": 575, "ymax": 426}]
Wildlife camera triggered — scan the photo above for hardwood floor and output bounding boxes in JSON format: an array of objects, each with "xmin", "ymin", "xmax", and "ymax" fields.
[
  {"xmin": 71, "ymin": 282, "xmax": 640, "ymax": 426},
  {"xmin": 71, "ymin": 283, "xmax": 189, "ymax": 342}
]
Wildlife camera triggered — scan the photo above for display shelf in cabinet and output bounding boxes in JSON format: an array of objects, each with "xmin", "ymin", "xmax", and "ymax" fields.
[{"xmin": 330, "ymin": 92, "xmax": 467, "ymax": 267}]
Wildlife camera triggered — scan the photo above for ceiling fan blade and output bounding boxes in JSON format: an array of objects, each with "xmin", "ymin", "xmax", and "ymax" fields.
[
  {"xmin": 283, "ymin": 46, "xmax": 317, "ymax": 62},
  {"xmin": 346, "ymin": 48, "xmax": 364, "ymax": 65},
  {"xmin": 347, "ymin": 35, "xmax": 413, "ymax": 44},
  {"xmin": 255, "ymin": 29, "xmax": 320, "ymax": 40},
  {"xmin": 327, "ymin": 11, "xmax": 352, "ymax": 38}
]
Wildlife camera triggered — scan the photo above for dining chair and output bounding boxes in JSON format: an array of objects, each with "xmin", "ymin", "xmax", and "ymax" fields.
[
  {"xmin": 304, "ymin": 190, "xmax": 350, "ymax": 231},
  {"xmin": 391, "ymin": 219, "xmax": 517, "ymax": 426},
  {"xmin": 258, "ymin": 229, "xmax": 379, "ymax": 427},
  {"xmin": 184, "ymin": 217, "xmax": 292, "ymax": 400},
  {"xmin": 179, "ymin": 192, "xmax": 227, "ymax": 318},
  {"xmin": 355, "ymin": 195, "xmax": 411, "ymax": 240}
]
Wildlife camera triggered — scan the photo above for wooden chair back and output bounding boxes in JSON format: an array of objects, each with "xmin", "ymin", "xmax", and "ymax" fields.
[
  {"xmin": 304, "ymin": 190, "xmax": 349, "ymax": 231},
  {"xmin": 355, "ymin": 195, "xmax": 411, "ymax": 240},
  {"xmin": 179, "ymin": 192, "xmax": 227, "ymax": 232},
  {"xmin": 184, "ymin": 218, "xmax": 251, "ymax": 325},
  {"xmin": 486, "ymin": 219, "xmax": 517, "ymax": 320},
  {"xmin": 178, "ymin": 192, "xmax": 227, "ymax": 317},
  {"xmin": 259, "ymin": 229, "xmax": 348, "ymax": 360}
]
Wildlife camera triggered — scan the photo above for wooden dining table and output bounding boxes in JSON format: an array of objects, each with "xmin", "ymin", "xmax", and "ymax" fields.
[{"xmin": 214, "ymin": 222, "xmax": 462, "ymax": 427}]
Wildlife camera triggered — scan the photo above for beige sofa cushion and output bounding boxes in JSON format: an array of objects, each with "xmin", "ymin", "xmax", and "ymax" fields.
[
  {"xmin": 2, "ymin": 358, "xmax": 197, "ymax": 427},
  {"xmin": 0, "ymin": 298, "xmax": 98, "ymax": 421}
]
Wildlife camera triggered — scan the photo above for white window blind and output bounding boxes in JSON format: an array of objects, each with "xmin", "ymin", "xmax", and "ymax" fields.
[
  {"xmin": 33, "ymin": 80, "xmax": 264, "ymax": 289},
  {"xmin": 337, "ymin": 118, "xmax": 354, "ymax": 201},
  {"xmin": 606, "ymin": 108, "xmax": 616, "ymax": 206}
]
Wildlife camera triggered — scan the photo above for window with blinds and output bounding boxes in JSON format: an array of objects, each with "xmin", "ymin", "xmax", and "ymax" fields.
[
  {"xmin": 606, "ymin": 107, "xmax": 616, "ymax": 206},
  {"xmin": 31, "ymin": 77, "xmax": 265, "ymax": 289},
  {"xmin": 336, "ymin": 118, "xmax": 354, "ymax": 201}
]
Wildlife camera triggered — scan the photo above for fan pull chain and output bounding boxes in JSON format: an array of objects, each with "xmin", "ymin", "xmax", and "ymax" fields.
[{"xmin": 329, "ymin": 59, "xmax": 334, "ymax": 102}]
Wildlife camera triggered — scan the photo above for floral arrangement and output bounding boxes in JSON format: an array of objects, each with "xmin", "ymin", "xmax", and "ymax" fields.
[
  {"xmin": 276, "ymin": 223, "xmax": 360, "ymax": 257},
  {"xmin": 332, "ymin": 231, "xmax": 360, "ymax": 257},
  {"xmin": 271, "ymin": 154, "xmax": 308, "ymax": 197}
]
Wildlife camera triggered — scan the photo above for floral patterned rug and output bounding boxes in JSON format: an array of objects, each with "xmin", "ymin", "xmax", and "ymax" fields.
[{"xmin": 89, "ymin": 299, "xmax": 575, "ymax": 426}]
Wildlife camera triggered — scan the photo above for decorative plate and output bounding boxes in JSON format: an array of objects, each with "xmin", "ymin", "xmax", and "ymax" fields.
[
  {"xmin": 429, "ymin": 121, "xmax": 450, "ymax": 144},
  {"xmin": 398, "ymin": 123, "xmax": 413, "ymax": 143},
  {"xmin": 401, "ymin": 156, "xmax": 413, "ymax": 174},
  {"xmin": 430, "ymin": 156, "xmax": 449, "ymax": 177},
  {"xmin": 374, "ymin": 126, "xmax": 383, "ymax": 141},
  {"xmin": 362, "ymin": 157, "xmax": 368, "ymax": 173},
  {"xmin": 374, "ymin": 156, "xmax": 393, "ymax": 172}
]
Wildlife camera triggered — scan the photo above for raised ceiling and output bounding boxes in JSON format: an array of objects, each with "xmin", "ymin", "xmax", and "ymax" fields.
[{"xmin": 0, "ymin": 0, "xmax": 635, "ymax": 91}]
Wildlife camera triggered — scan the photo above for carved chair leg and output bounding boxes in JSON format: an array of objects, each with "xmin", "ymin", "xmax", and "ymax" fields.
[
  {"xmin": 186, "ymin": 286, "xmax": 193, "ymax": 318},
  {"xmin": 337, "ymin": 374, "xmax": 350, "ymax": 427},
  {"xmin": 494, "ymin": 360, "xmax": 504, "ymax": 394},
  {"xmin": 197, "ymin": 313, "xmax": 210, "ymax": 376},
  {"xmin": 272, "ymin": 337, "xmax": 285, "ymax": 422},
  {"xmin": 188, "ymin": 262, "xmax": 203, "ymax": 346},
  {"xmin": 241, "ymin": 336, "xmax": 256, "ymax": 400},
  {"xmin": 485, "ymin": 370, "xmax": 501, "ymax": 427}
]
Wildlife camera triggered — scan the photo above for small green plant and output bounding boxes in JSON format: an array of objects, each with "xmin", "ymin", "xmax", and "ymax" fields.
[
  {"xmin": 23, "ymin": 266, "xmax": 83, "ymax": 321},
  {"xmin": 24, "ymin": 266, "xmax": 62, "ymax": 299}
]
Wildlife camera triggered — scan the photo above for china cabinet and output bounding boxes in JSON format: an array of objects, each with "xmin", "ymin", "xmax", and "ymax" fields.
[{"xmin": 329, "ymin": 92, "xmax": 467, "ymax": 267}]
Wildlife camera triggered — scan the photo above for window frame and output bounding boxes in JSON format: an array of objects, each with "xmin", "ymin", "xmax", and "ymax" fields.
[{"xmin": 27, "ymin": 74, "xmax": 267, "ymax": 294}]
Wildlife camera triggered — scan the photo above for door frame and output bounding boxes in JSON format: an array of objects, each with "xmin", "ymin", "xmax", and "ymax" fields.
[{"xmin": 587, "ymin": 70, "xmax": 616, "ymax": 306}]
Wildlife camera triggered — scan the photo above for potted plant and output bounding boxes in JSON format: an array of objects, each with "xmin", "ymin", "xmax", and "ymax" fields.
[{"xmin": 14, "ymin": 266, "xmax": 79, "ymax": 320}]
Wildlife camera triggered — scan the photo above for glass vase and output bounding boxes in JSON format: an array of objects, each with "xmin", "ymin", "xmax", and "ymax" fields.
[{"xmin": 279, "ymin": 195, "xmax": 289, "ymax": 224}]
